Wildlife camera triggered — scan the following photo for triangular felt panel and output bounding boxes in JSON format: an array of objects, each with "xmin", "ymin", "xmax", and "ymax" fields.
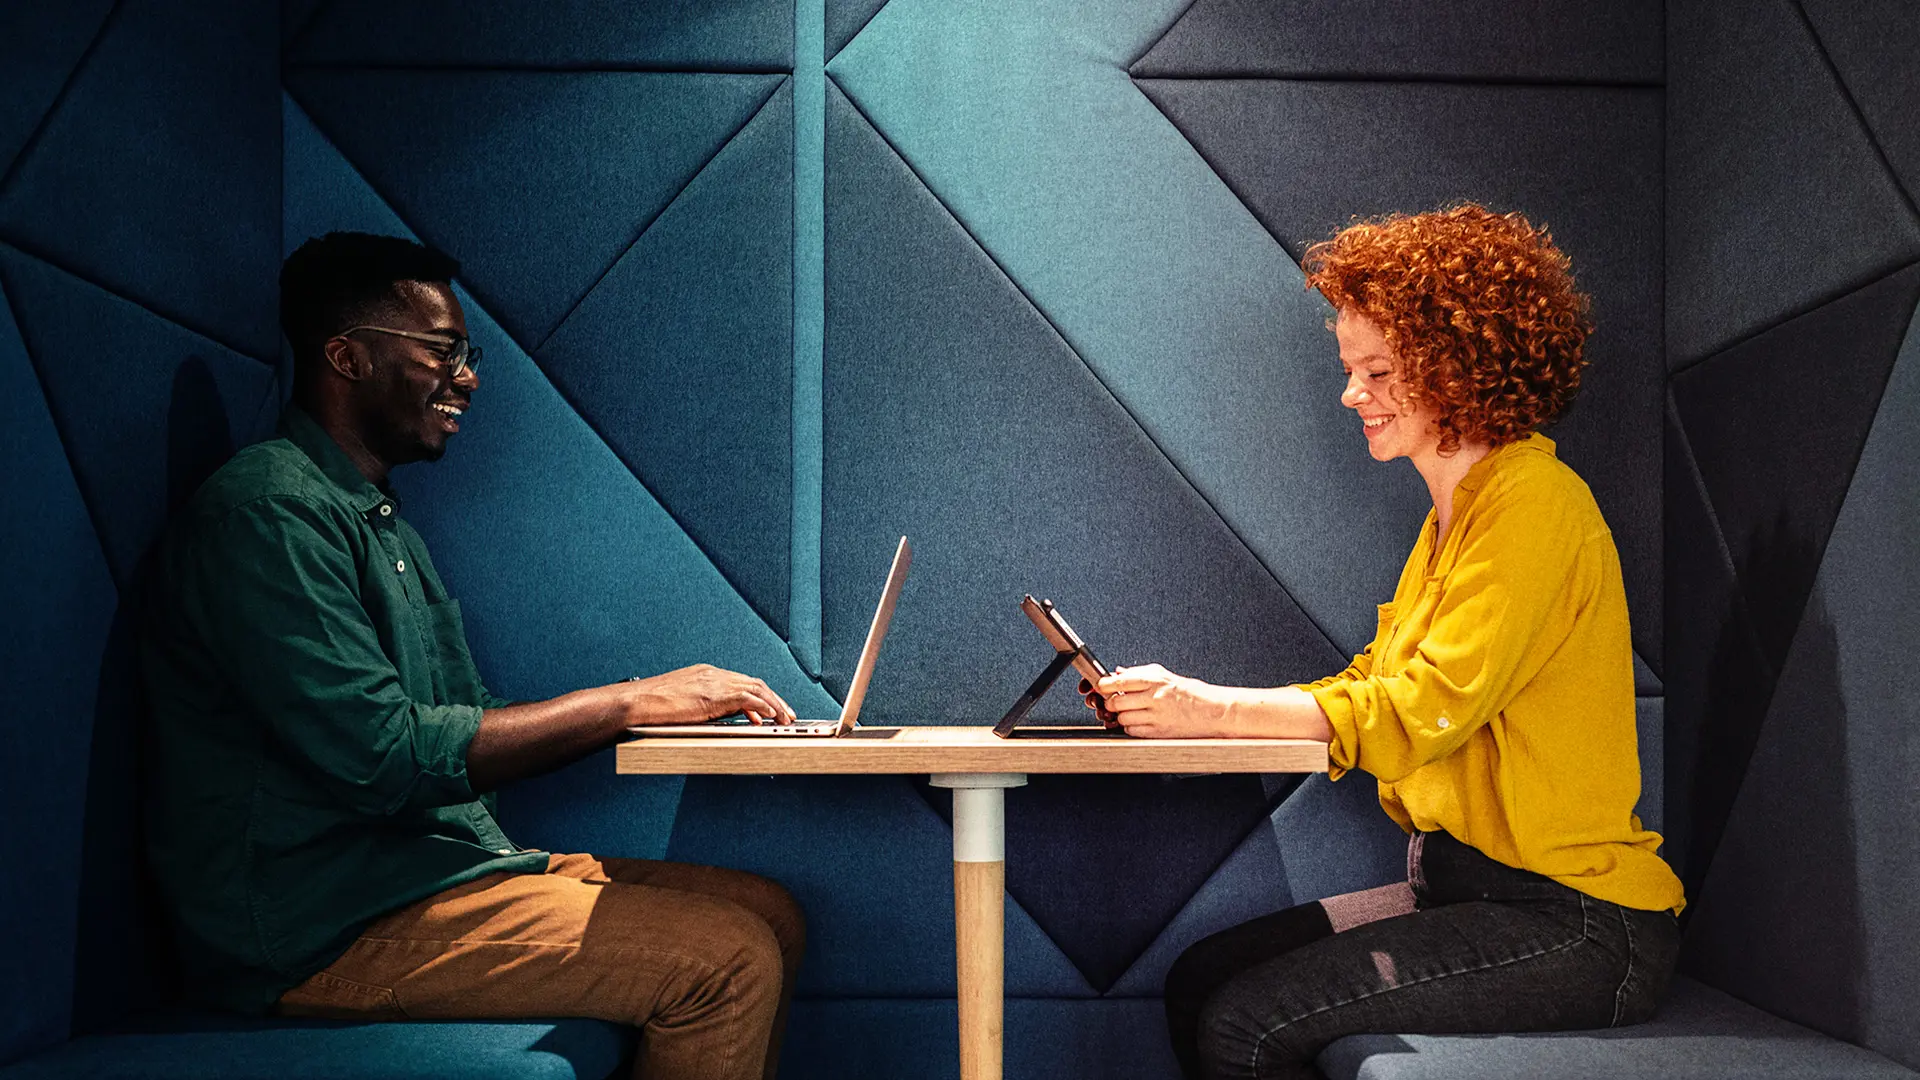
[
  {"xmin": 1671, "ymin": 264, "xmax": 1920, "ymax": 673},
  {"xmin": 497, "ymin": 750, "xmax": 685, "ymax": 865},
  {"xmin": 0, "ymin": 248, "xmax": 275, "ymax": 588},
  {"xmin": 538, "ymin": 83, "xmax": 793, "ymax": 637},
  {"xmin": 1667, "ymin": 0, "xmax": 1920, "ymax": 366},
  {"xmin": 283, "ymin": 94, "xmax": 418, "ymax": 254},
  {"xmin": 0, "ymin": 0, "xmax": 278, "ymax": 360},
  {"xmin": 668, "ymin": 775, "xmax": 1092, "ymax": 997},
  {"xmin": 286, "ymin": 70, "xmax": 784, "ymax": 349},
  {"xmin": 0, "ymin": 1, "xmax": 112, "ymax": 183},
  {"xmin": 1802, "ymin": 0, "xmax": 1920, "ymax": 212},
  {"xmin": 1662, "ymin": 405, "xmax": 1779, "ymax": 896},
  {"xmin": 1107, "ymin": 797, "xmax": 1294, "ymax": 997},
  {"xmin": 918, "ymin": 775, "xmax": 1285, "ymax": 994},
  {"xmin": 288, "ymin": 0, "xmax": 791, "ymax": 71},
  {"xmin": 826, "ymin": 85, "xmax": 1337, "ymax": 992},
  {"xmin": 1683, "ymin": 303, "xmax": 1920, "ymax": 1058},
  {"xmin": 1696, "ymin": 302, "xmax": 1920, "ymax": 1065},
  {"xmin": 281, "ymin": 0, "xmax": 327, "ymax": 49},
  {"xmin": 827, "ymin": 0, "xmax": 893, "ymax": 61},
  {"xmin": 0, "ymin": 278, "xmax": 117, "ymax": 1064},
  {"xmin": 1271, "ymin": 773, "xmax": 1413, "ymax": 903},
  {"xmin": 394, "ymin": 282, "xmax": 835, "ymax": 716},
  {"xmin": 1131, "ymin": 0, "xmax": 1659, "ymax": 82},
  {"xmin": 1137, "ymin": 77, "xmax": 1665, "ymax": 669}
]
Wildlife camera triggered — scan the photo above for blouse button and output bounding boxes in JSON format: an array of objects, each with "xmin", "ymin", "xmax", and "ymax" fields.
[{"xmin": 1436, "ymin": 716, "xmax": 1451, "ymax": 730}]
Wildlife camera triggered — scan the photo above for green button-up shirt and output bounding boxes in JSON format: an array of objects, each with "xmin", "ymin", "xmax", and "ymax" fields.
[{"xmin": 142, "ymin": 405, "xmax": 547, "ymax": 1013}]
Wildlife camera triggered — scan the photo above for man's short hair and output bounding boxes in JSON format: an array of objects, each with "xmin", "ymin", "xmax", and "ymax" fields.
[{"xmin": 280, "ymin": 232, "xmax": 462, "ymax": 373}]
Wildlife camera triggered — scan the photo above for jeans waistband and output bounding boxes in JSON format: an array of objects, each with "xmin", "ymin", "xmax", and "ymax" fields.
[{"xmin": 1409, "ymin": 829, "xmax": 1582, "ymax": 907}]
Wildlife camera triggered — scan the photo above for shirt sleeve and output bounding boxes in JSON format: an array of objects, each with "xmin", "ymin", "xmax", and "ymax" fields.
[
  {"xmin": 190, "ymin": 495, "xmax": 483, "ymax": 815},
  {"xmin": 1307, "ymin": 479, "xmax": 1596, "ymax": 784}
]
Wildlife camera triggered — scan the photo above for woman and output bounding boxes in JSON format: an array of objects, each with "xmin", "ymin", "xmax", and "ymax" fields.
[{"xmin": 1088, "ymin": 205, "xmax": 1684, "ymax": 1080}]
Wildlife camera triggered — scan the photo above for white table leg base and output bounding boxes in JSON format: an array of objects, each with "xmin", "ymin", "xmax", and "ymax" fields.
[{"xmin": 931, "ymin": 773, "xmax": 1026, "ymax": 1080}]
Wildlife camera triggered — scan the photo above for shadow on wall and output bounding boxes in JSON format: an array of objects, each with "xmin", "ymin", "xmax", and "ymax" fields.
[
  {"xmin": 71, "ymin": 357, "xmax": 240, "ymax": 1029},
  {"xmin": 1682, "ymin": 537, "xmax": 1863, "ymax": 1039}
]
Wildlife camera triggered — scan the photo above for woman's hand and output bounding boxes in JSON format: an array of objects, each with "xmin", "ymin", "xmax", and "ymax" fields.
[{"xmin": 1087, "ymin": 664, "xmax": 1243, "ymax": 739}]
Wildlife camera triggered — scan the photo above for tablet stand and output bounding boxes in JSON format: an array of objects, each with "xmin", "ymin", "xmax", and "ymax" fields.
[{"xmin": 992, "ymin": 647, "xmax": 1124, "ymax": 737}]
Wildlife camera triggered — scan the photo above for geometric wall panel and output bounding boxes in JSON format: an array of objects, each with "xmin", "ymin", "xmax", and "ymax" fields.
[
  {"xmin": 827, "ymin": 0, "xmax": 893, "ymax": 61},
  {"xmin": 1800, "ymin": 0, "xmax": 1920, "ymax": 207},
  {"xmin": 0, "ymin": 248, "xmax": 277, "ymax": 587},
  {"xmin": 1670, "ymin": 263, "xmax": 1920, "ymax": 673},
  {"xmin": 1132, "ymin": 0, "xmax": 1661, "ymax": 82},
  {"xmin": 286, "ymin": 70, "xmax": 785, "ymax": 349},
  {"xmin": 287, "ymin": 0, "xmax": 793, "ymax": 71},
  {"xmin": 0, "ymin": 1, "xmax": 112, "ymax": 183},
  {"xmin": 831, "ymin": 0, "xmax": 1435, "ymax": 660},
  {"xmin": 0, "ymin": 0, "xmax": 278, "ymax": 360},
  {"xmin": 0, "ymin": 279, "xmax": 118, "ymax": 1066},
  {"xmin": 666, "ymin": 775, "xmax": 1092, "ymax": 998},
  {"xmin": 538, "ymin": 83, "xmax": 795, "ymax": 635},
  {"xmin": 1666, "ymin": 0, "xmax": 1920, "ymax": 367},
  {"xmin": 824, "ymin": 83, "xmax": 1346, "ymax": 720},
  {"xmin": 1137, "ymin": 77, "xmax": 1665, "ymax": 669},
  {"xmin": 1682, "ymin": 306, "xmax": 1920, "ymax": 1070}
]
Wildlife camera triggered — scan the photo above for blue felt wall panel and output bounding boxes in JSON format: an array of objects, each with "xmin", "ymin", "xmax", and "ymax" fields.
[
  {"xmin": 0, "ymin": 0, "xmax": 278, "ymax": 360},
  {"xmin": 286, "ymin": 70, "xmax": 785, "ymax": 349},
  {"xmin": 1132, "ymin": 0, "xmax": 1662, "ymax": 82},
  {"xmin": 829, "ymin": 0, "xmax": 1434, "ymax": 659},
  {"xmin": 665, "ymin": 775, "xmax": 1092, "ymax": 998},
  {"xmin": 287, "ymin": 0, "xmax": 793, "ymax": 72},
  {"xmin": 0, "ymin": 2, "xmax": 112, "ymax": 184},
  {"xmin": 1684, "ymin": 306, "xmax": 1920, "ymax": 1071},
  {"xmin": 0, "ymin": 249, "xmax": 276, "ymax": 589},
  {"xmin": 1666, "ymin": 0, "xmax": 1920, "ymax": 367},
  {"xmin": 538, "ymin": 81, "xmax": 794, "ymax": 636},
  {"xmin": 1669, "ymin": 264, "xmax": 1920, "ymax": 672},
  {"xmin": 0, "ymin": 282, "xmax": 117, "ymax": 1066},
  {"xmin": 1135, "ymin": 77, "xmax": 1665, "ymax": 671},
  {"xmin": 1799, "ymin": 0, "xmax": 1920, "ymax": 212}
]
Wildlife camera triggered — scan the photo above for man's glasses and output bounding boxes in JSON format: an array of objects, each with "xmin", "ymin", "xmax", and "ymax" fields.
[{"xmin": 340, "ymin": 325, "xmax": 481, "ymax": 379}]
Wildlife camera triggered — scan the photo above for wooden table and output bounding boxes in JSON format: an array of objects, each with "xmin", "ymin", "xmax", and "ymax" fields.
[{"xmin": 618, "ymin": 727, "xmax": 1325, "ymax": 1080}]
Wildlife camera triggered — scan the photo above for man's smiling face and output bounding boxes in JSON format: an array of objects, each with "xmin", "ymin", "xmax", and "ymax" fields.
[{"xmin": 356, "ymin": 280, "xmax": 477, "ymax": 467}]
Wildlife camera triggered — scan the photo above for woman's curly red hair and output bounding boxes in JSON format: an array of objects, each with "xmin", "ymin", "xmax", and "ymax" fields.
[{"xmin": 1301, "ymin": 204, "xmax": 1592, "ymax": 453}]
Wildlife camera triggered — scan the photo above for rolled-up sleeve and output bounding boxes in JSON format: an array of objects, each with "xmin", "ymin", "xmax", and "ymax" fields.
[
  {"xmin": 191, "ymin": 495, "xmax": 482, "ymax": 815},
  {"xmin": 1308, "ymin": 486, "xmax": 1594, "ymax": 784}
]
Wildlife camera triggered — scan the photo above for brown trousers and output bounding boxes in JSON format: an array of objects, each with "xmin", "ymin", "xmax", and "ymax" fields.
[{"xmin": 278, "ymin": 854, "xmax": 805, "ymax": 1080}]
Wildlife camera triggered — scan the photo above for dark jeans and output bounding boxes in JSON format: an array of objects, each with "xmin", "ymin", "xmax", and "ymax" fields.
[{"xmin": 1165, "ymin": 830, "xmax": 1680, "ymax": 1080}]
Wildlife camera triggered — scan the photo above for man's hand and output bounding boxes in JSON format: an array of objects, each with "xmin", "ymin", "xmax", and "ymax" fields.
[{"xmin": 618, "ymin": 664, "xmax": 798, "ymax": 726}]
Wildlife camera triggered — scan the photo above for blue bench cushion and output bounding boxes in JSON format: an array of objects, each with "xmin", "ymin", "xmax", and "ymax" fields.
[
  {"xmin": 0, "ymin": 1015, "xmax": 631, "ymax": 1080},
  {"xmin": 1317, "ymin": 977, "xmax": 1919, "ymax": 1079}
]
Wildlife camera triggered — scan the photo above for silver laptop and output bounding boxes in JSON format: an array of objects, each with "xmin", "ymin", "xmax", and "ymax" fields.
[{"xmin": 625, "ymin": 536, "xmax": 911, "ymax": 738}]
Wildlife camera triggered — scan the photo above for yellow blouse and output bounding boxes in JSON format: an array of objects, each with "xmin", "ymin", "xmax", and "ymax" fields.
[{"xmin": 1301, "ymin": 434, "xmax": 1684, "ymax": 913}]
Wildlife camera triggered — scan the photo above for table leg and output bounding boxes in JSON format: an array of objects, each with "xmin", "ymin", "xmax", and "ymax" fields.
[{"xmin": 931, "ymin": 772, "xmax": 1027, "ymax": 1080}]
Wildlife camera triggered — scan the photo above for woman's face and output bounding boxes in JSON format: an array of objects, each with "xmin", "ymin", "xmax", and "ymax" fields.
[{"xmin": 1335, "ymin": 309, "xmax": 1439, "ymax": 464}]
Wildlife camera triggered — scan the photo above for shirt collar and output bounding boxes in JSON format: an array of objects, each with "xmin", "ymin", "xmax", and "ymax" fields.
[
  {"xmin": 279, "ymin": 403, "xmax": 396, "ymax": 515},
  {"xmin": 1455, "ymin": 432, "xmax": 1556, "ymax": 495}
]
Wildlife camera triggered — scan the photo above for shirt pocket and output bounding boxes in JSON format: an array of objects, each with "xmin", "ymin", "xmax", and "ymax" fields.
[
  {"xmin": 1376, "ymin": 577, "xmax": 1445, "ymax": 677},
  {"xmin": 422, "ymin": 597, "xmax": 486, "ymax": 706}
]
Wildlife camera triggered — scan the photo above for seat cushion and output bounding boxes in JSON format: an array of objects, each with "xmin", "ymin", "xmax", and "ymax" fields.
[
  {"xmin": 1317, "ymin": 976, "xmax": 1919, "ymax": 1079},
  {"xmin": 0, "ymin": 1014, "xmax": 631, "ymax": 1080}
]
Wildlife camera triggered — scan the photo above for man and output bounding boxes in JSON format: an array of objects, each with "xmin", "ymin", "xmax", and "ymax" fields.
[{"xmin": 142, "ymin": 232, "xmax": 804, "ymax": 1080}]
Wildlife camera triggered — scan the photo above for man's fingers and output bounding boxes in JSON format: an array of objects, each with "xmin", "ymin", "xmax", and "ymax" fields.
[
  {"xmin": 744, "ymin": 709, "xmax": 765, "ymax": 726},
  {"xmin": 750, "ymin": 679, "xmax": 797, "ymax": 724}
]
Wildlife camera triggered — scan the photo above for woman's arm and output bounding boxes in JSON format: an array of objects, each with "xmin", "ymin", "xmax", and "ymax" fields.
[{"xmin": 1090, "ymin": 665, "xmax": 1333, "ymax": 741}]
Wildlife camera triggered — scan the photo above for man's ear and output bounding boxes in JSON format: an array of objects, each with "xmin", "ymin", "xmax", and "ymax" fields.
[{"xmin": 322, "ymin": 336, "xmax": 371, "ymax": 381}]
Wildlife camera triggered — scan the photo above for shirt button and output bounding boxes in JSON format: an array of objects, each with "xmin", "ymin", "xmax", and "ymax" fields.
[
  {"xmin": 496, "ymin": 847, "xmax": 515, "ymax": 855},
  {"xmin": 379, "ymin": 504, "xmax": 392, "ymax": 517},
  {"xmin": 395, "ymin": 559, "xmax": 406, "ymax": 573},
  {"xmin": 1437, "ymin": 716, "xmax": 1451, "ymax": 730}
]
